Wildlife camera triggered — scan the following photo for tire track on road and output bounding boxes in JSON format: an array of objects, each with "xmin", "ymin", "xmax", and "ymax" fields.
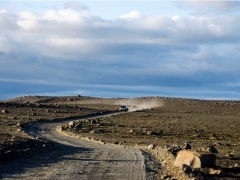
[{"xmin": 1, "ymin": 113, "xmax": 153, "ymax": 180}]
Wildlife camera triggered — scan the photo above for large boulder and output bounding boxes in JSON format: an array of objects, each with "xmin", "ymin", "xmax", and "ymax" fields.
[
  {"xmin": 174, "ymin": 150, "xmax": 216, "ymax": 169},
  {"xmin": 174, "ymin": 150, "xmax": 201, "ymax": 169}
]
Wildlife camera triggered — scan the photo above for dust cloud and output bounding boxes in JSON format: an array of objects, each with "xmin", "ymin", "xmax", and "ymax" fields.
[{"xmin": 114, "ymin": 98, "xmax": 164, "ymax": 112}]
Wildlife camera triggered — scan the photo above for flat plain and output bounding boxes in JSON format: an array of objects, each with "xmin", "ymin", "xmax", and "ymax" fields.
[{"xmin": 1, "ymin": 95, "xmax": 240, "ymax": 179}]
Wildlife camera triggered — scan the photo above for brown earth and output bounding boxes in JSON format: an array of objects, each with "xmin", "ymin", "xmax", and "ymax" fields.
[
  {"xmin": 60, "ymin": 96, "xmax": 240, "ymax": 179},
  {"xmin": 0, "ymin": 95, "xmax": 117, "ymax": 163},
  {"xmin": 1, "ymin": 95, "xmax": 240, "ymax": 179}
]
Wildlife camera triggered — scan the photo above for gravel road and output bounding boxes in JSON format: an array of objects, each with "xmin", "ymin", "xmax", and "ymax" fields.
[{"xmin": 1, "ymin": 113, "xmax": 158, "ymax": 180}]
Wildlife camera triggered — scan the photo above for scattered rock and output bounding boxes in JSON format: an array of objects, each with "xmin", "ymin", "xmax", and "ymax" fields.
[
  {"xmin": 74, "ymin": 123, "xmax": 82, "ymax": 129},
  {"xmin": 147, "ymin": 131, "xmax": 158, "ymax": 135},
  {"xmin": 90, "ymin": 119, "xmax": 97, "ymax": 124},
  {"xmin": 161, "ymin": 174, "xmax": 171, "ymax": 179},
  {"xmin": 167, "ymin": 144, "xmax": 182, "ymax": 154},
  {"xmin": 192, "ymin": 134, "xmax": 201, "ymax": 137},
  {"xmin": 69, "ymin": 121, "xmax": 75, "ymax": 126},
  {"xmin": 234, "ymin": 163, "xmax": 239, "ymax": 167},
  {"xmin": 208, "ymin": 168, "xmax": 221, "ymax": 175},
  {"xmin": 2, "ymin": 109, "xmax": 9, "ymax": 114},
  {"xmin": 90, "ymin": 130, "xmax": 96, "ymax": 134},
  {"xmin": 148, "ymin": 144, "xmax": 155, "ymax": 150},
  {"xmin": 129, "ymin": 129, "xmax": 134, "ymax": 133},
  {"xmin": 196, "ymin": 145, "xmax": 218, "ymax": 153}
]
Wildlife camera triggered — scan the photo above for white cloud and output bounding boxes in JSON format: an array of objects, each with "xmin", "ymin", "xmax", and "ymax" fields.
[
  {"xmin": 2, "ymin": 9, "xmax": 239, "ymax": 67},
  {"xmin": 42, "ymin": 37, "xmax": 96, "ymax": 58},
  {"xmin": 2, "ymin": 6, "xmax": 239, "ymax": 55},
  {"xmin": 0, "ymin": 9, "xmax": 7, "ymax": 14},
  {"xmin": 119, "ymin": 10, "xmax": 143, "ymax": 21},
  {"xmin": 134, "ymin": 15, "xmax": 174, "ymax": 30},
  {"xmin": 41, "ymin": 9, "xmax": 86, "ymax": 24},
  {"xmin": 17, "ymin": 11, "xmax": 37, "ymax": 30}
]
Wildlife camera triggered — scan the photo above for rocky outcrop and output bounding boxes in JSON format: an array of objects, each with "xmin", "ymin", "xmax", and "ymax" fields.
[
  {"xmin": 149, "ymin": 145, "xmax": 192, "ymax": 180},
  {"xmin": 174, "ymin": 150, "xmax": 201, "ymax": 169},
  {"xmin": 148, "ymin": 144, "xmax": 221, "ymax": 179},
  {"xmin": 174, "ymin": 150, "xmax": 216, "ymax": 169}
]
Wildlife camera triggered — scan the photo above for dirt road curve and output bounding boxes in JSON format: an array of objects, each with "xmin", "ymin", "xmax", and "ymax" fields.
[{"xmin": 1, "ymin": 113, "xmax": 157, "ymax": 180}]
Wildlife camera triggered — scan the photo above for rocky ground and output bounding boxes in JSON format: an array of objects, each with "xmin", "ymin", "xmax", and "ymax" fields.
[
  {"xmin": 59, "ymin": 96, "xmax": 240, "ymax": 179},
  {"xmin": 1, "ymin": 95, "xmax": 240, "ymax": 179},
  {"xmin": 0, "ymin": 95, "xmax": 117, "ymax": 164}
]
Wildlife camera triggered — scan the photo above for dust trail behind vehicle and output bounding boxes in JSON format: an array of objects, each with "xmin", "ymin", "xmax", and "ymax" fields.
[
  {"xmin": 65, "ymin": 96, "xmax": 164, "ymax": 112},
  {"xmin": 114, "ymin": 98, "xmax": 164, "ymax": 112}
]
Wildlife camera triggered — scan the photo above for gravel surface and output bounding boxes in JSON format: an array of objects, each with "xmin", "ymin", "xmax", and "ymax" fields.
[{"xmin": 1, "ymin": 113, "xmax": 157, "ymax": 180}]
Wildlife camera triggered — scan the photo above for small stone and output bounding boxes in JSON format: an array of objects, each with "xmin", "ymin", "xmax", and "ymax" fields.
[
  {"xmin": 234, "ymin": 163, "xmax": 239, "ymax": 167},
  {"xmin": 209, "ymin": 168, "xmax": 221, "ymax": 175},
  {"xmin": 90, "ymin": 130, "xmax": 96, "ymax": 134},
  {"xmin": 2, "ymin": 109, "xmax": 9, "ymax": 114},
  {"xmin": 69, "ymin": 121, "xmax": 74, "ymax": 126},
  {"xmin": 148, "ymin": 144, "xmax": 155, "ymax": 150},
  {"xmin": 196, "ymin": 145, "xmax": 218, "ymax": 153},
  {"xmin": 129, "ymin": 129, "xmax": 134, "ymax": 133},
  {"xmin": 161, "ymin": 174, "xmax": 170, "ymax": 179},
  {"xmin": 147, "ymin": 131, "xmax": 157, "ymax": 135}
]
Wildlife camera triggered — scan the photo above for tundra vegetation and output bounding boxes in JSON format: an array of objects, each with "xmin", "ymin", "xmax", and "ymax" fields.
[{"xmin": 1, "ymin": 95, "xmax": 240, "ymax": 179}]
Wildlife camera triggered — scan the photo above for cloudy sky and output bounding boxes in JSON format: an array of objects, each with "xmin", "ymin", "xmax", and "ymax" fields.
[{"xmin": 1, "ymin": 1, "xmax": 240, "ymax": 100}]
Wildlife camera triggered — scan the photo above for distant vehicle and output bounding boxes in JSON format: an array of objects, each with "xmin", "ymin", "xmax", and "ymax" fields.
[{"xmin": 119, "ymin": 106, "xmax": 129, "ymax": 112}]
